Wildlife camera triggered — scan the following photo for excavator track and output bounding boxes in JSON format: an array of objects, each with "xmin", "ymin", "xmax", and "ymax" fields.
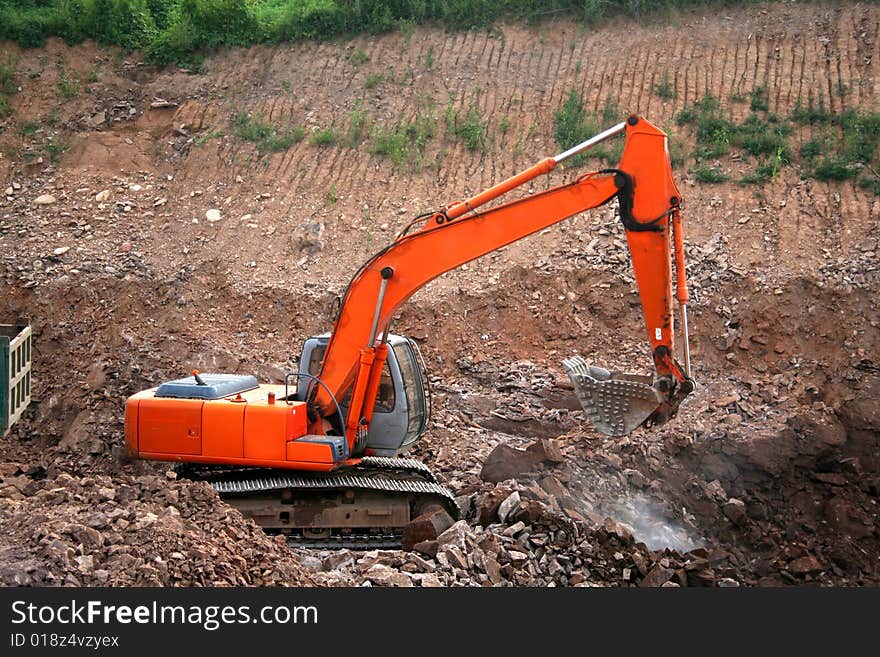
[{"xmin": 178, "ymin": 457, "xmax": 458, "ymax": 549}]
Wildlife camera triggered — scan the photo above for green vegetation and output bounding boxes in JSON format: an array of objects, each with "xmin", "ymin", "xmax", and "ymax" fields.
[
  {"xmin": 694, "ymin": 165, "xmax": 728, "ymax": 183},
  {"xmin": 671, "ymin": 90, "xmax": 880, "ymax": 191},
  {"xmin": 234, "ymin": 111, "xmax": 296, "ymax": 153},
  {"xmin": 676, "ymin": 94, "xmax": 790, "ymax": 182},
  {"xmin": 446, "ymin": 103, "xmax": 487, "ymax": 152},
  {"xmin": 749, "ymin": 85, "xmax": 769, "ymax": 112},
  {"xmin": 553, "ymin": 91, "xmax": 598, "ymax": 166},
  {"xmin": 18, "ymin": 120, "xmax": 40, "ymax": 136},
  {"xmin": 309, "ymin": 126, "xmax": 339, "ymax": 146},
  {"xmin": 43, "ymin": 138, "xmax": 68, "ymax": 163},
  {"xmin": 667, "ymin": 135, "xmax": 686, "ymax": 169},
  {"xmin": 0, "ymin": 57, "xmax": 16, "ymax": 119},
  {"xmin": 552, "ymin": 91, "xmax": 623, "ymax": 166},
  {"xmin": 546, "ymin": 82, "xmax": 880, "ymax": 191},
  {"xmin": 348, "ymin": 48, "xmax": 369, "ymax": 66},
  {"xmin": 811, "ymin": 108, "xmax": 880, "ymax": 188},
  {"xmin": 370, "ymin": 106, "xmax": 437, "ymax": 171},
  {"xmin": 737, "ymin": 114, "xmax": 791, "ymax": 161},
  {"xmin": 57, "ymin": 69, "xmax": 79, "ymax": 100},
  {"xmin": 0, "ymin": 1, "xmax": 777, "ymax": 68},
  {"xmin": 793, "ymin": 106, "xmax": 880, "ymax": 189},
  {"xmin": 791, "ymin": 96, "xmax": 835, "ymax": 125},
  {"xmin": 364, "ymin": 73, "xmax": 384, "ymax": 90},
  {"xmin": 653, "ymin": 71, "xmax": 675, "ymax": 101},
  {"xmin": 344, "ymin": 102, "xmax": 370, "ymax": 147},
  {"xmin": 194, "ymin": 128, "xmax": 224, "ymax": 146}
]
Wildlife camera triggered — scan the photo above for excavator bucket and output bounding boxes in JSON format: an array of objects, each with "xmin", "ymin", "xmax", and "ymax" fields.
[{"xmin": 562, "ymin": 356, "xmax": 663, "ymax": 437}]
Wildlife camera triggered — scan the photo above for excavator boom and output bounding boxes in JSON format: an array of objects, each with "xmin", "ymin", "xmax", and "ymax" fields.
[{"xmin": 311, "ymin": 116, "xmax": 694, "ymax": 445}]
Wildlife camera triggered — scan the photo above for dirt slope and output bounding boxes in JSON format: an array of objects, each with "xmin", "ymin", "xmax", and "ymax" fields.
[{"xmin": 1, "ymin": 1, "xmax": 878, "ymax": 586}]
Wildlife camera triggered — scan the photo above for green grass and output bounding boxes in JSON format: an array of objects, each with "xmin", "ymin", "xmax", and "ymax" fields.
[
  {"xmin": 653, "ymin": 71, "xmax": 675, "ymax": 100},
  {"xmin": 694, "ymin": 165, "xmax": 728, "ymax": 183},
  {"xmin": 678, "ymin": 95, "xmax": 792, "ymax": 165},
  {"xmin": 791, "ymin": 96, "xmax": 835, "ymax": 125},
  {"xmin": 796, "ymin": 109, "xmax": 880, "ymax": 183},
  {"xmin": 740, "ymin": 163, "xmax": 774, "ymax": 185},
  {"xmin": 740, "ymin": 145, "xmax": 788, "ymax": 185},
  {"xmin": 839, "ymin": 108, "xmax": 880, "ymax": 163},
  {"xmin": 0, "ymin": 58, "xmax": 16, "ymax": 95},
  {"xmin": 813, "ymin": 157, "xmax": 858, "ymax": 181},
  {"xmin": 18, "ymin": 120, "xmax": 40, "ymax": 136},
  {"xmin": 349, "ymin": 48, "xmax": 369, "ymax": 66},
  {"xmin": 195, "ymin": 129, "xmax": 224, "ymax": 146},
  {"xmin": 309, "ymin": 127, "xmax": 339, "ymax": 146},
  {"xmin": 800, "ymin": 136, "xmax": 826, "ymax": 163},
  {"xmin": 552, "ymin": 91, "xmax": 625, "ymax": 166},
  {"xmin": 57, "ymin": 69, "xmax": 79, "ymax": 100},
  {"xmin": 859, "ymin": 175, "xmax": 880, "ymax": 195},
  {"xmin": 370, "ymin": 107, "xmax": 437, "ymax": 170},
  {"xmin": 673, "ymin": 90, "xmax": 880, "ymax": 193},
  {"xmin": 749, "ymin": 85, "xmax": 769, "ymax": 112},
  {"xmin": 446, "ymin": 103, "xmax": 487, "ymax": 152},
  {"xmin": 0, "ymin": 59, "xmax": 16, "ymax": 117},
  {"xmin": 364, "ymin": 73, "xmax": 383, "ymax": 89},
  {"xmin": 552, "ymin": 90, "xmax": 601, "ymax": 166},
  {"xmin": 667, "ymin": 135, "xmax": 686, "ymax": 169},
  {"xmin": 344, "ymin": 102, "xmax": 370, "ymax": 147},
  {"xmin": 234, "ymin": 111, "xmax": 297, "ymax": 153},
  {"xmin": 737, "ymin": 114, "xmax": 791, "ymax": 160},
  {"xmin": 43, "ymin": 138, "xmax": 67, "ymax": 163}
]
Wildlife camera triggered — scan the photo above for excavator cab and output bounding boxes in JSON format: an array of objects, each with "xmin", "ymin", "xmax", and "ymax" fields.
[{"xmin": 297, "ymin": 333, "xmax": 428, "ymax": 456}]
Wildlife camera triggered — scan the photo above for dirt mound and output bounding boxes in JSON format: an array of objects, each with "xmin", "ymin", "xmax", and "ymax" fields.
[{"xmin": 0, "ymin": 463, "xmax": 314, "ymax": 586}]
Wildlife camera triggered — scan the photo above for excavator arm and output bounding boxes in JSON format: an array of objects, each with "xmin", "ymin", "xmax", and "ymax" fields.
[{"xmin": 311, "ymin": 116, "xmax": 694, "ymax": 447}]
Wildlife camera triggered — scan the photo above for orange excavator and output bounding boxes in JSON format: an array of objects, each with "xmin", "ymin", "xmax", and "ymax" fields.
[{"xmin": 125, "ymin": 116, "xmax": 695, "ymax": 545}]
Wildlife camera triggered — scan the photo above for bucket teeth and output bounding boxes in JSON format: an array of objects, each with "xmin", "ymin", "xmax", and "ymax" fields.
[{"xmin": 562, "ymin": 355, "xmax": 662, "ymax": 437}]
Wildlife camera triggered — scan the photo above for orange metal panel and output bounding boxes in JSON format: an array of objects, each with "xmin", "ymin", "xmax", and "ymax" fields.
[
  {"xmin": 285, "ymin": 402, "xmax": 308, "ymax": 440},
  {"xmin": 286, "ymin": 440, "xmax": 333, "ymax": 464},
  {"xmin": 124, "ymin": 397, "xmax": 140, "ymax": 455},
  {"xmin": 138, "ymin": 397, "xmax": 203, "ymax": 455},
  {"xmin": 243, "ymin": 404, "xmax": 287, "ymax": 461},
  {"xmin": 136, "ymin": 451, "xmax": 339, "ymax": 472},
  {"xmin": 203, "ymin": 400, "xmax": 246, "ymax": 458}
]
